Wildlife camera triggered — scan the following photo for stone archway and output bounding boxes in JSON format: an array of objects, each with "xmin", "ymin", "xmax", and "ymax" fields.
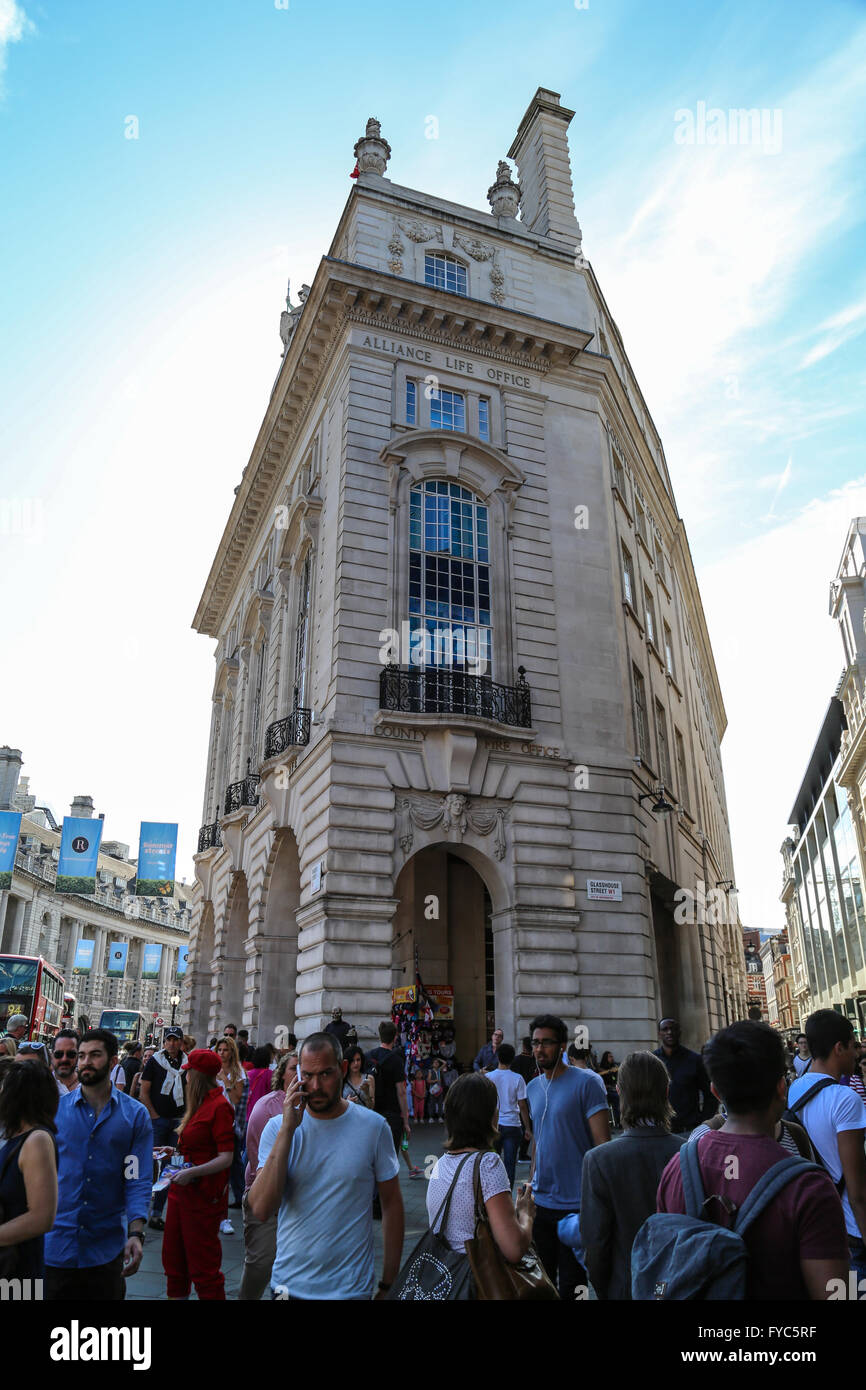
[
  {"xmin": 251, "ymin": 829, "xmax": 301, "ymax": 1044},
  {"xmin": 218, "ymin": 872, "xmax": 248, "ymax": 1031},
  {"xmin": 392, "ymin": 843, "xmax": 504, "ymax": 1068},
  {"xmin": 187, "ymin": 901, "xmax": 215, "ymax": 1041}
]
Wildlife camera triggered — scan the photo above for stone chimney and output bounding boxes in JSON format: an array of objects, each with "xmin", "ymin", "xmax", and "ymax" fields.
[
  {"xmin": 70, "ymin": 795, "xmax": 94, "ymax": 819},
  {"xmin": 507, "ymin": 88, "xmax": 581, "ymax": 247},
  {"xmin": 0, "ymin": 748, "xmax": 23, "ymax": 810}
]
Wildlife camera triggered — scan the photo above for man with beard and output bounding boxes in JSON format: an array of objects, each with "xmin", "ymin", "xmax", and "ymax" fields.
[
  {"xmin": 249, "ymin": 1032, "xmax": 404, "ymax": 1300},
  {"xmin": 50, "ymin": 1029, "xmax": 80, "ymax": 1094},
  {"xmin": 44, "ymin": 1029, "xmax": 152, "ymax": 1300}
]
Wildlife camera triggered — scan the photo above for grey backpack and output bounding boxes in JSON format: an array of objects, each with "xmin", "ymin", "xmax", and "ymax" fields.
[{"xmin": 631, "ymin": 1142, "xmax": 821, "ymax": 1300}]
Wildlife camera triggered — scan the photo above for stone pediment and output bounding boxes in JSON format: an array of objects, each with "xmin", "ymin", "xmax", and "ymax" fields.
[{"xmin": 380, "ymin": 431, "xmax": 525, "ymax": 501}]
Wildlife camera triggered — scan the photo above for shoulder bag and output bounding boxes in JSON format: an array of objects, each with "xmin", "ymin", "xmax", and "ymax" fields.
[
  {"xmin": 386, "ymin": 1153, "xmax": 476, "ymax": 1301},
  {"xmin": 464, "ymin": 1153, "xmax": 559, "ymax": 1300}
]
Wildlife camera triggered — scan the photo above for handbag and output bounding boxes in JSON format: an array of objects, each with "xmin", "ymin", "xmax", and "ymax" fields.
[
  {"xmin": 386, "ymin": 1153, "xmax": 476, "ymax": 1301},
  {"xmin": 464, "ymin": 1153, "xmax": 559, "ymax": 1301}
]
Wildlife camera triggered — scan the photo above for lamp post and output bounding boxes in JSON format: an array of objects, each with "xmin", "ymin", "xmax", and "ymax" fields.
[{"xmin": 170, "ymin": 993, "xmax": 180, "ymax": 1027}]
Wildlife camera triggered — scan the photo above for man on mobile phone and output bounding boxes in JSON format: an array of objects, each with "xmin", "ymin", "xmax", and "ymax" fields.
[{"xmin": 249, "ymin": 1032, "xmax": 404, "ymax": 1300}]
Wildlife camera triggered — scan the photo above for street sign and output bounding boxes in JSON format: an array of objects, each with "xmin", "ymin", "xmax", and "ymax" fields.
[
  {"xmin": 586, "ymin": 878, "xmax": 623, "ymax": 901},
  {"xmin": 155, "ymin": 1016, "xmax": 164, "ymax": 1026}
]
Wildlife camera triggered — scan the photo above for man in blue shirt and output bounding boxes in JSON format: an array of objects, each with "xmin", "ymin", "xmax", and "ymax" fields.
[
  {"xmin": 527, "ymin": 1014, "xmax": 610, "ymax": 1300},
  {"xmin": 45, "ymin": 1028, "xmax": 153, "ymax": 1300}
]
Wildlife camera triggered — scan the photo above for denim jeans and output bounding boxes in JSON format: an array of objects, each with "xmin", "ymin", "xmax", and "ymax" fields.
[{"xmin": 498, "ymin": 1125, "xmax": 523, "ymax": 1189}]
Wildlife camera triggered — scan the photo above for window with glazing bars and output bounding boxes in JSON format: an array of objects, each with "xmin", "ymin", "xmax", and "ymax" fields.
[
  {"xmin": 430, "ymin": 389, "xmax": 466, "ymax": 432},
  {"xmin": 408, "ymin": 480, "xmax": 491, "ymax": 671},
  {"xmin": 424, "ymin": 253, "xmax": 468, "ymax": 296},
  {"xmin": 632, "ymin": 665, "xmax": 649, "ymax": 761}
]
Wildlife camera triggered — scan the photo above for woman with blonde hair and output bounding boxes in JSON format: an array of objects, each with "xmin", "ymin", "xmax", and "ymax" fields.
[
  {"xmin": 578, "ymin": 1050, "xmax": 684, "ymax": 1300},
  {"xmin": 161, "ymin": 1049, "xmax": 235, "ymax": 1300}
]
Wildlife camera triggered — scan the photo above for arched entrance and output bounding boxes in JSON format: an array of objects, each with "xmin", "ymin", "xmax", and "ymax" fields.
[
  {"xmin": 258, "ymin": 829, "xmax": 301, "ymax": 1042},
  {"xmin": 392, "ymin": 846, "xmax": 496, "ymax": 1068},
  {"xmin": 220, "ymin": 872, "xmax": 248, "ymax": 1030},
  {"xmin": 188, "ymin": 901, "xmax": 215, "ymax": 1040}
]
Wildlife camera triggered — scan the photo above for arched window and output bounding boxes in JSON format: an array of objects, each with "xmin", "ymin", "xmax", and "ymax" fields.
[
  {"xmin": 249, "ymin": 639, "xmax": 267, "ymax": 761},
  {"xmin": 294, "ymin": 551, "xmax": 312, "ymax": 706},
  {"xmin": 408, "ymin": 480, "xmax": 491, "ymax": 673},
  {"xmin": 424, "ymin": 252, "xmax": 467, "ymax": 296}
]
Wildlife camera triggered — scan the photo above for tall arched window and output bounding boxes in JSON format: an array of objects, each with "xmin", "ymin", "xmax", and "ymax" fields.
[
  {"xmin": 294, "ymin": 551, "xmax": 312, "ymax": 706},
  {"xmin": 408, "ymin": 480, "xmax": 491, "ymax": 672},
  {"xmin": 249, "ymin": 639, "xmax": 267, "ymax": 762}
]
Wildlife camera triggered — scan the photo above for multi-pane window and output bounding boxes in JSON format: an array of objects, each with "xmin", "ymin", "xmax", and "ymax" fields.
[
  {"xmin": 632, "ymin": 665, "xmax": 649, "ymax": 761},
  {"xmin": 655, "ymin": 699, "xmax": 671, "ymax": 788},
  {"xmin": 644, "ymin": 587, "xmax": 656, "ymax": 646},
  {"xmin": 250, "ymin": 640, "xmax": 267, "ymax": 761},
  {"xmin": 424, "ymin": 253, "xmax": 468, "ymax": 296},
  {"xmin": 406, "ymin": 379, "xmax": 417, "ymax": 426},
  {"xmin": 674, "ymin": 728, "xmax": 689, "ymax": 809},
  {"xmin": 478, "ymin": 397, "xmax": 490, "ymax": 441},
  {"xmin": 430, "ymin": 389, "xmax": 466, "ymax": 432},
  {"xmin": 622, "ymin": 544, "xmax": 636, "ymax": 608},
  {"xmin": 635, "ymin": 500, "xmax": 649, "ymax": 547},
  {"xmin": 409, "ymin": 480, "xmax": 491, "ymax": 671},
  {"xmin": 663, "ymin": 621, "xmax": 675, "ymax": 678},
  {"xmin": 655, "ymin": 536, "xmax": 668, "ymax": 586},
  {"xmin": 294, "ymin": 551, "xmax": 312, "ymax": 707}
]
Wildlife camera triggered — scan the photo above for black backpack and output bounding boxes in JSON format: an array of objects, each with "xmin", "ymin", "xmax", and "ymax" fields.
[{"xmin": 783, "ymin": 1076, "xmax": 845, "ymax": 1195}]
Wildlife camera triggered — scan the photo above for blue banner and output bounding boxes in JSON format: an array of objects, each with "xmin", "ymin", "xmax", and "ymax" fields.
[
  {"xmin": 176, "ymin": 945, "xmax": 188, "ymax": 978},
  {"xmin": 136, "ymin": 822, "xmax": 178, "ymax": 897},
  {"xmin": 72, "ymin": 939, "xmax": 95, "ymax": 975},
  {"xmin": 0, "ymin": 810, "xmax": 22, "ymax": 890},
  {"xmin": 107, "ymin": 940, "xmax": 128, "ymax": 978},
  {"xmin": 57, "ymin": 816, "xmax": 103, "ymax": 895},
  {"xmin": 142, "ymin": 943, "xmax": 162, "ymax": 981}
]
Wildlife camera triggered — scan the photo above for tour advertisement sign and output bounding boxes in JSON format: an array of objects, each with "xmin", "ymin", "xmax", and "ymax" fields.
[
  {"xmin": 0, "ymin": 810, "xmax": 22, "ymax": 890},
  {"xmin": 57, "ymin": 816, "xmax": 103, "ymax": 894},
  {"xmin": 426, "ymin": 986, "xmax": 454, "ymax": 1019},
  {"xmin": 107, "ymin": 941, "xmax": 128, "ymax": 978},
  {"xmin": 135, "ymin": 822, "xmax": 178, "ymax": 897},
  {"xmin": 72, "ymin": 940, "xmax": 95, "ymax": 976},
  {"xmin": 176, "ymin": 945, "xmax": 188, "ymax": 978},
  {"xmin": 142, "ymin": 943, "xmax": 163, "ymax": 980}
]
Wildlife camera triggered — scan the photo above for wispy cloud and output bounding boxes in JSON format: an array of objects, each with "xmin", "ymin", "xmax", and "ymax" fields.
[
  {"xmin": 763, "ymin": 455, "xmax": 792, "ymax": 517},
  {"xmin": 799, "ymin": 295, "xmax": 866, "ymax": 369},
  {"xmin": 0, "ymin": 0, "xmax": 33, "ymax": 87}
]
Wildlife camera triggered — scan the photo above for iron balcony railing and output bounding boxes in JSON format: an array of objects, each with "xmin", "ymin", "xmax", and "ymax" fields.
[
  {"xmin": 379, "ymin": 664, "xmax": 531, "ymax": 728},
  {"xmin": 224, "ymin": 774, "xmax": 261, "ymax": 816},
  {"xmin": 264, "ymin": 705, "xmax": 312, "ymax": 759},
  {"xmin": 197, "ymin": 820, "xmax": 223, "ymax": 853}
]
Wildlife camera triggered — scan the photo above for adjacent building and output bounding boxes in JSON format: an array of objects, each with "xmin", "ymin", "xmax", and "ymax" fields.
[
  {"xmin": 0, "ymin": 748, "xmax": 192, "ymax": 1024},
  {"xmin": 188, "ymin": 90, "xmax": 746, "ymax": 1058},
  {"xmin": 742, "ymin": 927, "xmax": 767, "ymax": 1019}
]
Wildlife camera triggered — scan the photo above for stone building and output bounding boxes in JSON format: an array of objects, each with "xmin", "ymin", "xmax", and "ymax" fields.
[
  {"xmin": 0, "ymin": 749, "xmax": 191, "ymax": 1024},
  {"xmin": 188, "ymin": 90, "xmax": 746, "ymax": 1058}
]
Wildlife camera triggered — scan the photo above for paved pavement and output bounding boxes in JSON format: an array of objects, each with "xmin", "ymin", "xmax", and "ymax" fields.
[{"xmin": 128, "ymin": 1121, "xmax": 473, "ymax": 1300}]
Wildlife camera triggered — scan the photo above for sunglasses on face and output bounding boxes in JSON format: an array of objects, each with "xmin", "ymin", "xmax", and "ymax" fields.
[{"xmin": 53, "ymin": 1050, "xmax": 77, "ymax": 1059}]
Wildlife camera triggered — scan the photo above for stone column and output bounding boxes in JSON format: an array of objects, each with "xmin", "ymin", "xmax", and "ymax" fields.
[{"xmin": 0, "ymin": 892, "xmax": 11, "ymax": 952}]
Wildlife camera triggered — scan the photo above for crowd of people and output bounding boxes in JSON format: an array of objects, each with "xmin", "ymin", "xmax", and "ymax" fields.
[{"xmin": 1, "ymin": 1004, "xmax": 865, "ymax": 1301}]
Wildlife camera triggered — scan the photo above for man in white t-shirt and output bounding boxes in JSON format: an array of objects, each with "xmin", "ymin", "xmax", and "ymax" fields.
[
  {"xmin": 487, "ymin": 1043, "xmax": 531, "ymax": 1189},
  {"xmin": 792, "ymin": 1033, "xmax": 812, "ymax": 1078},
  {"xmin": 788, "ymin": 1009, "xmax": 866, "ymax": 1283}
]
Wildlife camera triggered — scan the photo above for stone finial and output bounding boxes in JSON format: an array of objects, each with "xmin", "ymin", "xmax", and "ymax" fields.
[
  {"xmin": 487, "ymin": 160, "xmax": 521, "ymax": 219},
  {"xmin": 354, "ymin": 116, "xmax": 391, "ymax": 176}
]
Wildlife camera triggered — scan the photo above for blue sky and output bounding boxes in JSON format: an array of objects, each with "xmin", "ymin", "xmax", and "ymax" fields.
[{"xmin": 2, "ymin": 0, "xmax": 865, "ymax": 938}]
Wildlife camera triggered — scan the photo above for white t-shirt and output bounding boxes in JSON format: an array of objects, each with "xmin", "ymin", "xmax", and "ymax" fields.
[
  {"xmin": 793, "ymin": 1054, "xmax": 812, "ymax": 1077},
  {"xmin": 788, "ymin": 1072, "xmax": 866, "ymax": 1237},
  {"xmin": 426, "ymin": 1151, "xmax": 510, "ymax": 1252},
  {"xmin": 487, "ymin": 1068, "xmax": 527, "ymax": 1128}
]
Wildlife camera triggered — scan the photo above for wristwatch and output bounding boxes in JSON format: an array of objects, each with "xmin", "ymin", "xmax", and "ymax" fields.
[{"xmin": 127, "ymin": 1229, "xmax": 144, "ymax": 1245}]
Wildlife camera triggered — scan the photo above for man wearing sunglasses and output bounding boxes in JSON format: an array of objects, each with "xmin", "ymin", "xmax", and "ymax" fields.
[{"xmin": 51, "ymin": 1029, "xmax": 80, "ymax": 1094}]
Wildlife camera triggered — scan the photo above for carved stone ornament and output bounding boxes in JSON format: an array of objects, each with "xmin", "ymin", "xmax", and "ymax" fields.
[
  {"xmin": 487, "ymin": 161, "xmax": 521, "ymax": 219},
  {"xmin": 354, "ymin": 117, "xmax": 392, "ymax": 176},
  {"xmin": 489, "ymin": 250, "xmax": 506, "ymax": 305},
  {"xmin": 398, "ymin": 795, "xmax": 507, "ymax": 860},
  {"xmin": 388, "ymin": 221, "xmax": 405, "ymax": 275},
  {"xmin": 454, "ymin": 233, "xmax": 495, "ymax": 262},
  {"xmin": 398, "ymin": 217, "xmax": 443, "ymax": 244}
]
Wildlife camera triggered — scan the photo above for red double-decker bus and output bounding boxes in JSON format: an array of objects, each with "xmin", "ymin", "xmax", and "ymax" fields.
[{"xmin": 0, "ymin": 954, "xmax": 66, "ymax": 1042}]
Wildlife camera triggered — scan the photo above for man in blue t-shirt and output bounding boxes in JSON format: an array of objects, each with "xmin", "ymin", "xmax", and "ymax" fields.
[{"xmin": 527, "ymin": 1014, "xmax": 610, "ymax": 1299}]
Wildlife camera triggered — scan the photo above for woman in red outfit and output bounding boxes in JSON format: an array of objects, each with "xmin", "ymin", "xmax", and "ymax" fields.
[{"xmin": 161, "ymin": 1048, "xmax": 235, "ymax": 1301}]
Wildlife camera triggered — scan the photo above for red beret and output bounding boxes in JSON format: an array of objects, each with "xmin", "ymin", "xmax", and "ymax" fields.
[{"xmin": 182, "ymin": 1048, "xmax": 222, "ymax": 1077}]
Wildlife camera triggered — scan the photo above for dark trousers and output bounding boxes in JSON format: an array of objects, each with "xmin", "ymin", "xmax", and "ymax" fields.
[
  {"xmin": 151, "ymin": 1114, "xmax": 182, "ymax": 1216},
  {"xmin": 533, "ymin": 1203, "xmax": 586, "ymax": 1301},
  {"xmin": 374, "ymin": 1114, "xmax": 403, "ymax": 1221},
  {"xmin": 229, "ymin": 1136, "xmax": 245, "ymax": 1206},
  {"xmin": 45, "ymin": 1252, "xmax": 125, "ymax": 1301},
  {"xmin": 499, "ymin": 1125, "xmax": 522, "ymax": 1189}
]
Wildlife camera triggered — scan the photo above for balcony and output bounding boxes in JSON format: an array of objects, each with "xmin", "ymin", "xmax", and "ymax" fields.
[
  {"xmin": 224, "ymin": 774, "xmax": 261, "ymax": 816},
  {"xmin": 264, "ymin": 705, "xmax": 312, "ymax": 759},
  {"xmin": 379, "ymin": 664, "xmax": 532, "ymax": 729},
  {"xmin": 197, "ymin": 820, "xmax": 223, "ymax": 853}
]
